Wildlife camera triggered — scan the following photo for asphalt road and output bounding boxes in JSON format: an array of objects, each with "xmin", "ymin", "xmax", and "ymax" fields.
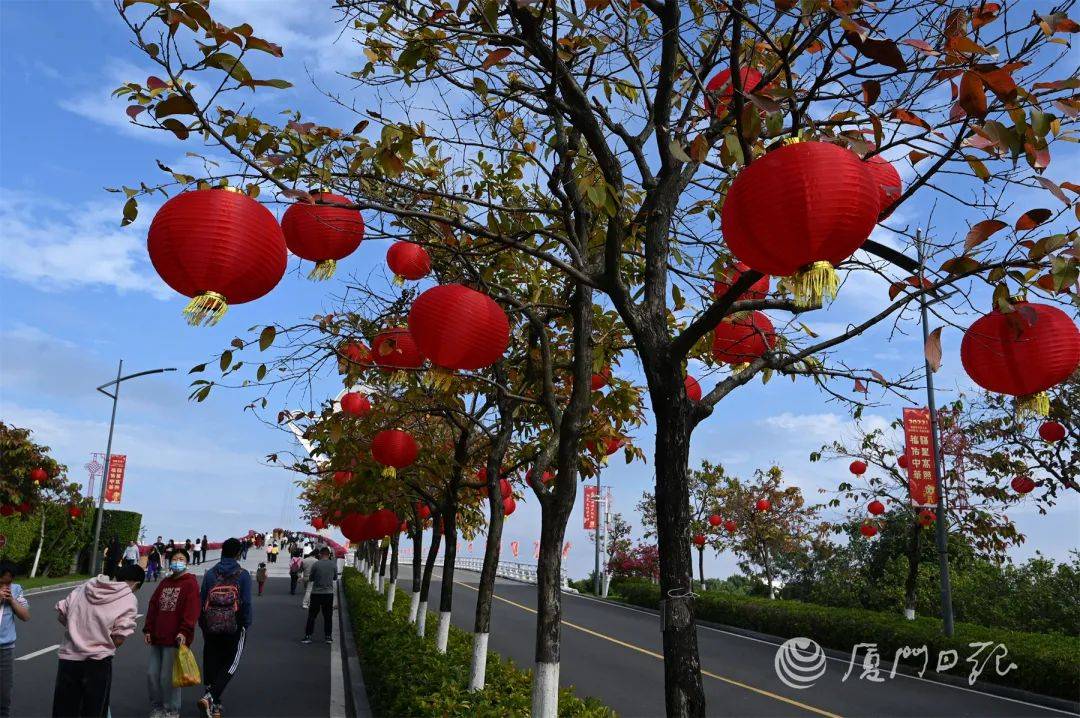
[
  {"xmin": 430, "ymin": 569, "xmax": 1077, "ymax": 718},
  {"xmin": 9, "ymin": 558, "xmax": 330, "ymax": 717}
]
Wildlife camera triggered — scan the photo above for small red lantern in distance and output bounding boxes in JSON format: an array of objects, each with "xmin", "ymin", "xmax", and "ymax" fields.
[
  {"xmin": 1039, "ymin": 421, "xmax": 1066, "ymax": 443},
  {"xmin": 859, "ymin": 523, "xmax": 878, "ymax": 538},
  {"xmin": 692, "ymin": 534, "xmax": 706, "ymax": 547},
  {"xmin": 386, "ymin": 241, "xmax": 431, "ymax": 281},
  {"xmin": 897, "ymin": 454, "xmax": 909, "ymax": 469},
  {"xmin": 340, "ymin": 392, "xmax": 371, "ymax": 417},
  {"xmin": 280, "ymin": 192, "xmax": 365, "ymax": 280},
  {"xmin": 1011, "ymin": 476, "xmax": 1036, "ymax": 495},
  {"xmin": 867, "ymin": 500, "xmax": 885, "ymax": 516},
  {"xmin": 708, "ymin": 514, "xmax": 722, "ymax": 527},
  {"xmin": 68, "ymin": 506, "xmax": 82, "ymax": 519},
  {"xmin": 724, "ymin": 519, "xmax": 737, "ymax": 533},
  {"xmin": 372, "ymin": 328, "xmax": 424, "ymax": 371},
  {"xmin": 850, "ymin": 460, "xmax": 868, "ymax": 476},
  {"xmin": 712, "ymin": 262, "xmax": 770, "ymax": 302},
  {"xmin": 685, "ymin": 375, "xmax": 702, "ymax": 402},
  {"xmin": 16, "ymin": 502, "xmax": 29, "ymax": 514},
  {"xmin": 712, "ymin": 312, "xmax": 776, "ymax": 364},
  {"xmin": 918, "ymin": 509, "xmax": 936, "ymax": 527},
  {"xmin": 704, "ymin": 67, "xmax": 765, "ymax": 116},
  {"xmin": 332, "ymin": 471, "xmax": 352, "ymax": 487},
  {"xmin": 588, "ymin": 436, "xmax": 624, "ymax": 457},
  {"xmin": 755, "ymin": 498, "xmax": 771, "ymax": 512},
  {"xmin": 147, "ymin": 188, "xmax": 287, "ymax": 325},
  {"xmin": 30, "ymin": 467, "xmax": 48, "ymax": 483},
  {"xmin": 407, "ymin": 284, "xmax": 511, "ymax": 371},
  {"xmin": 591, "ymin": 366, "xmax": 612, "ymax": 391},
  {"xmin": 371, "ymin": 429, "xmax": 418, "ymax": 476},
  {"xmin": 312, "ymin": 516, "xmax": 326, "ymax": 530},
  {"xmin": 503, "ymin": 496, "xmax": 517, "ymax": 516}
]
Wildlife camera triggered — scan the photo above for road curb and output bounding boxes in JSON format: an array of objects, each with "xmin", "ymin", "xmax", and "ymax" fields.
[
  {"xmin": 577, "ymin": 592, "xmax": 1080, "ymax": 715},
  {"xmin": 23, "ymin": 579, "xmax": 84, "ymax": 596},
  {"xmin": 337, "ymin": 579, "xmax": 373, "ymax": 718}
]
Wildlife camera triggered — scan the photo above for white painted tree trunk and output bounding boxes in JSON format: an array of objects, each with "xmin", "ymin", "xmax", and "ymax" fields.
[
  {"xmin": 408, "ymin": 592, "xmax": 420, "ymax": 623},
  {"xmin": 416, "ymin": 601, "xmax": 428, "ymax": 637},
  {"xmin": 435, "ymin": 611, "xmax": 451, "ymax": 654},
  {"xmin": 468, "ymin": 632, "xmax": 489, "ymax": 691},
  {"xmin": 531, "ymin": 661, "xmax": 560, "ymax": 718},
  {"xmin": 904, "ymin": 608, "xmax": 916, "ymax": 620},
  {"xmin": 376, "ymin": 573, "xmax": 383, "ymax": 593},
  {"xmin": 385, "ymin": 581, "xmax": 396, "ymax": 612},
  {"xmin": 359, "ymin": 559, "xmax": 368, "ymax": 578},
  {"xmin": 29, "ymin": 510, "xmax": 46, "ymax": 578}
]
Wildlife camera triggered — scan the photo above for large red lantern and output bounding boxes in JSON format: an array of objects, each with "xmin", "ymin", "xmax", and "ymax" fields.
[
  {"xmin": 502, "ymin": 496, "xmax": 517, "ymax": 516},
  {"xmin": 704, "ymin": 67, "xmax": 765, "ymax": 116},
  {"xmin": 712, "ymin": 312, "xmax": 776, "ymax": 364},
  {"xmin": 724, "ymin": 519, "xmax": 737, "ymax": 533},
  {"xmin": 1039, "ymin": 421, "xmax": 1066, "ymax": 442},
  {"xmin": 371, "ymin": 429, "xmax": 418, "ymax": 476},
  {"xmin": 30, "ymin": 467, "xmax": 48, "ymax": 484},
  {"xmin": 340, "ymin": 392, "xmax": 371, "ymax": 417},
  {"xmin": 712, "ymin": 262, "xmax": 770, "ymax": 302},
  {"xmin": 340, "ymin": 513, "xmax": 367, "ymax": 542},
  {"xmin": 867, "ymin": 500, "xmax": 885, "ymax": 516},
  {"xmin": 960, "ymin": 302, "xmax": 1080, "ymax": 416},
  {"xmin": 311, "ymin": 516, "xmax": 327, "ymax": 530},
  {"xmin": 370, "ymin": 508, "xmax": 400, "ymax": 537},
  {"xmin": 685, "ymin": 375, "xmax": 702, "ymax": 402},
  {"xmin": 859, "ymin": 522, "xmax": 879, "ymax": 538},
  {"xmin": 755, "ymin": 498, "xmax": 771, "ymax": 512},
  {"xmin": 865, "ymin": 155, "xmax": 902, "ymax": 216},
  {"xmin": 721, "ymin": 142, "xmax": 879, "ymax": 307},
  {"xmin": 372, "ymin": 328, "xmax": 424, "ymax": 372},
  {"xmin": 280, "ymin": 192, "xmax": 364, "ymax": 280},
  {"xmin": 850, "ymin": 460, "xmax": 867, "ymax": 476},
  {"xmin": 147, "ymin": 189, "xmax": 287, "ymax": 325},
  {"xmin": 1010, "ymin": 475, "xmax": 1036, "ymax": 494},
  {"xmin": 708, "ymin": 514, "xmax": 722, "ymax": 527},
  {"xmin": 499, "ymin": 478, "xmax": 512, "ymax": 500},
  {"xmin": 386, "ymin": 242, "xmax": 431, "ymax": 281},
  {"xmin": 407, "ymin": 284, "xmax": 510, "ymax": 371}
]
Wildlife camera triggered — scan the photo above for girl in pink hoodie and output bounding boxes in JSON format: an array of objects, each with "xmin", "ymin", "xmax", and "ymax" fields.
[{"xmin": 52, "ymin": 565, "xmax": 144, "ymax": 717}]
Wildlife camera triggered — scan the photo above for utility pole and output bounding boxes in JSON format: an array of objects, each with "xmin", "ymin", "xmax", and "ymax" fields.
[{"xmin": 593, "ymin": 472, "xmax": 601, "ymax": 595}]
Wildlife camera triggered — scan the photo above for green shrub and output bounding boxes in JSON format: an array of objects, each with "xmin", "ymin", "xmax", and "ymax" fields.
[
  {"xmin": 342, "ymin": 567, "xmax": 613, "ymax": 717},
  {"xmin": 0, "ymin": 504, "xmax": 96, "ymax": 576},
  {"xmin": 609, "ymin": 581, "xmax": 1079, "ymax": 700}
]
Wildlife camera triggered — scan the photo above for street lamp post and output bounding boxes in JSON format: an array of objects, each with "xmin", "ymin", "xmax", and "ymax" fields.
[{"xmin": 90, "ymin": 361, "xmax": 176, "ymax": 575}]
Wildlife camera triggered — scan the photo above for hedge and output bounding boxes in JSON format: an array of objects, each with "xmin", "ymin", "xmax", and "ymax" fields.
[
  {"xmin": 342, "ymin": 568, "xmax": 613, "ymax": 717},
  {"xmin": 0, "ymin": 504, "xmax": 95, "ymax": 577},
  {"xmin": 612, "ymin": 580, "xmax": 1080, "ymax": 701}
]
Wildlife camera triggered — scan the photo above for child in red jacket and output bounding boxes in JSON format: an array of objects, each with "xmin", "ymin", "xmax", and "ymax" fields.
[{"xmin": 143, "ymin": 548, "xmax": 200, "ymax": 718}]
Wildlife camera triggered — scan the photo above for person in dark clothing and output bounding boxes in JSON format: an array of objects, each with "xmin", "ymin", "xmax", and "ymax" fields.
[
  {"xmin": 103, "ymin": 536, "xmax": 122, "ymax": 581},
  {"xmin": 197, "ymin": 539, "xmax": 252, "ymax": 718},
  {"xmin": 202, "ymin": 535, "xmax": 210, "ymax": 564},
  {"xmin": 302, "ymin": 548, "xmax": 336, "ymax": 644}
]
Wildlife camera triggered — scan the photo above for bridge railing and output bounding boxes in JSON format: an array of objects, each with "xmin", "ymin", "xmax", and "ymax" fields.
[{"xmin": 454, "ymin": 556, "xmax": 577, "ymax": 592}]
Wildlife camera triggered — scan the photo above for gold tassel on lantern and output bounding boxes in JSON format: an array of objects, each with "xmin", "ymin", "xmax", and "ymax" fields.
[
  {"xmin": 787, "ymin": 261, "xmax": 836, "ymax": 308},
  {"xmin": 1015, "ymin": 392, "xmax": 1050, "ymax": 418},
  {"xmin": 308, "ymin": 259, "xmax": 337, "ymax": 281},
  {"xmin": 183, "ymin": 291, "xmax": 229, "ymax": 326},
  {"xmin": 392, "ymin": 274, "xmax": 405, "ymax": 286},
  {"xmin": 381, "ymin": 466, "xmax": 397, "ymax": 478}
]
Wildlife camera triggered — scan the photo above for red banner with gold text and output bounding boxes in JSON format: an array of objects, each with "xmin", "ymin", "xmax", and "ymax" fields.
[
  {"xmin": 584, "ymin": 486, "xmax": 598, "ymax": 529},
  {"xmin": 104, "ymin": 455, "xmax": 127, "ymax": 504},
  {"xmin": 902, "ymin": 408, "xmax": 938, "ymax": 507}
]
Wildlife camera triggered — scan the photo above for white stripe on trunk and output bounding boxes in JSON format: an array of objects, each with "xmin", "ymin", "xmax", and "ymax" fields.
[
  {"xmin": 385, "ymin": 581, "xmax": 396, "ymax": 612},
  {"xmin": 408, "ymin": 591, "xmax": 420, "ymax": 623},
  {"xmin": 468, "ymin": 632, "xmax": 489, "ymax": 691},
  {"xmin": 376, "ymin": 573, "xmax": 383, "ymax": 593},
  {"xmin": 904, "ymin": 608, "xmax": 916, "ymax": 620},
  {"xmin": 531, "ymin": 661, "xmax": 560, "ymax": 718},
  {"xmin": 416, "ymin": 601, "xmax": 428, "ymax": 637},
  {"xmin": 435, "ymin": 611, "xmax": 451, "ymax": 653}
]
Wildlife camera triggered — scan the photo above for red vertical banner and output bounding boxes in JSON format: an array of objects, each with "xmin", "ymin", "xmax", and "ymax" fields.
[
  {"xmin": 510, "ymin": 541, "xmax": 519, "ymax": 558},
  {"xmin": 104, "ymin": 455, "xmax": 126, "ymax": 504},
  {"xmin": 584, "ymin": 486, "xmax": 598, "ymax": 529},
  {"xmin": 562, "ymin": 542, "xmax": 571, "ymax": 559},
  {"xmin": 533, "ymin": 540, "xmax": 540, "ymax": 559},
  {"xmin": 902, "ymin": 408, "xmax": 938, "ymax": 507}
]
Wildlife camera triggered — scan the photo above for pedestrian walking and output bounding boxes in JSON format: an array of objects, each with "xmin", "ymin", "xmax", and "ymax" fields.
[
  {"xmin": 185, "ymin": 539, "xmax": 194, "ymax": 564},
  {"xmin": 288, "ymin": 552, "xmax": 303, "ymax": 595},
  {"xmin": 123, "ymin": 540, "xmax": 140, "ymax": 567},
  {"xmin": 146, "ymin": 546, "xmax": 162, "ymax": 582},
  {"xmin": 202, "ymin": 535, "xmax": 209, "ymax": 563},
  {"xmin": 271, "ymin": 544, "xmax": 280, "ymax": 564},
  {"xmin": 154, "ymin": 536, "xmax": 167, "ymax": 558},
  {"xmin": 302, "ymin": 548, "xmax": 337, "ymax": 644},
  {"xmin": 144, "ymin": 548, "xmax": 200, "ymax": 718},
  {"xmin": 300, "ymin": 550, "xmax": 318, "ymax": 610},
  {"xmin": 197, "ymin": 538, "xmax": 252, "ymax": 718},
  {"xmin": 103, "ymin": 535, "xmax": 122, "ymax": 580},
  {"xmin": 52, "ymin": 564, "xmax": 144, "ymax": 717},
  {"xmin": 1, "ymin": 561, "xmax": 31, "ymax": 718},
  {"xmin": 193, "ymin": 539, "xmax": 202, "ymax": 566},
  {"xmin": 255, "ymin": 564, "xmax": 267, "ymax": 597},
  {"xmin": 239, "ymin": 540, "xmax": 249, "ymax": 561}
]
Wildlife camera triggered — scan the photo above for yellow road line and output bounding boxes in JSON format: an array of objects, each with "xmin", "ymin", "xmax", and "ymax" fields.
[{"xmin": 451, "ymin": 579, "xmax": 842, "ymax": 718}]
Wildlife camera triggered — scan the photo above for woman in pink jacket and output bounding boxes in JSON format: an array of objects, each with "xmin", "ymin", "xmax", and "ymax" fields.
[{"xmin": 52, "ymin": 564, "xmax": 145, "ymax": 717}]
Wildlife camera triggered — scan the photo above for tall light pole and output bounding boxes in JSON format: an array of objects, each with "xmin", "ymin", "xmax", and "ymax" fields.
[{"xmin": 90, "ymin": 361, "xmax": 176, "ymax": 575}]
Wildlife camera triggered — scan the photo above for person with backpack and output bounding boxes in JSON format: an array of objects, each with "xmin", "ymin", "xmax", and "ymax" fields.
[
  {"xmin": 197, "ymin": 538, "xmax": 252, "ymax": 718},
  {"xmin": 255, "ymin": 564, "xmax": 267, "ymax": 596},
  {"xmin": 287, "ymin": 551, "xmax": 303, "ymax": 595},
  {"xmin": 144, "ymin": 548, "xmax": 200, "ymax": 718}
]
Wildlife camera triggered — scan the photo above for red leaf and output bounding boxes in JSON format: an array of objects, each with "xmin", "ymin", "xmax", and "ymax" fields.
[
  {"xmin": 901, "ymin": 38, "xmax": 939, "ymax": 56},
  {"xmin": 971, "ymin": 3, "xmax": 1000, "ymax": 29},
  {"xmin": 481, "ymin": 48, "xmax": 512, "ymax": 71},
  {"xmin": 861, "ymin": 80, "xmax": 880, "ymax": 106},
  {"xmin": 958, "ymin": 71, "xmax": 988, "ymax": 118},
  {"xmin": 974, "ymin": 64, "xmax": 1018, "ymax": 103},
  {"xmin": 846, "ymin": 34, "xmax": 906, "ymax": 71},
  {"xmin": 1034, "ymin": 177, "xmax": 1071, "ymax": 206},
  {"xmin": 126, "ymin": 105, "xmax": 145, "ymax": 120},
  {"xmin": 890, "ymin": 108, "xmax": 931, "ymax": 130},
  {"xmin": 1014, "ymin": 208, "xmax": 1052, "ymax": 231},
  {"xmin": 963, "ymin": 219, "xmax": 1007, "ymax": 251},
  {"xmin": 146, "ymin": 76, "xmax": 168, "ymax": 90},
  {"xmin": 924, "ymin": 327, "xmax": 943, "ymax": 373}
]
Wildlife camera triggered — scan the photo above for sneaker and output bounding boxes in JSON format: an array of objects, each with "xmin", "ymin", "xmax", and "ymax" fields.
[
  {"xmin": 211, "ymin": 706, "xmax": 224, "ymax": 718},
  {"xmin": 197, "ymin": 695, "xmax": 213, "ymax": 718},
  {"xmin": 165, "ymin": 712, "xmax": 181, "ymax": 718},
  {"xmin": 325, "ymin": 637, "xmax": 333, "ymax": 644},
  {"xmin": 302, "ymin": 636, "xmax": 312, "ymax": 644},
  {"xmin": 150, "ymin": 709, "xmax": 166, "ymax": 718}
]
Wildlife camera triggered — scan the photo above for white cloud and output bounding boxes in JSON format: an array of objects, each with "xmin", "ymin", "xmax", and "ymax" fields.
[
  {"xmin": 58, "ymin": 59, "xmax": 177, "ymax": 144},
  {"xmin": 760, "ymin": 411, "xmax": 894, "ymax": 443}
]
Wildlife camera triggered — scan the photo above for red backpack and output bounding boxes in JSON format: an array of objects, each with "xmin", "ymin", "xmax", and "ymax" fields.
[{"xmin": 203, "ymin": 569, "xmax": 242, "ymax": 634}]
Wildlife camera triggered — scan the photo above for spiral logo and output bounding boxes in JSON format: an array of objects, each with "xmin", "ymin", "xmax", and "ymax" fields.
[{"xmin": 774, "ymin": 637, "xmax": 826, "ymax": 689}]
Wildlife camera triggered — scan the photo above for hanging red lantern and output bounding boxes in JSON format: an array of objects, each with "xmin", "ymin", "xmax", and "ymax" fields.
[
  {"xmin": 311, "ymin": 516, "xmax": 326, "ymax": 530},
  {"xmin": 1010, "ymin": 475, "xmax": 1036, "ymax": 494},
  {"xmin": 850, "ymin": 460, "xmax": 868, "ymax": 476},
  {"xmin": 1038, "ymin": 421, "xmax": 1066, "ymax": 442},
  {"xmin": 867, "ymin": 500, "xmax": 885, "ymax": 516},
  {"xmin": 685, "ymin": 375, "xmax": 702, "ymax": 402},
  {"xmin": 499, "ymin": 478, "xmax": 512, "ymax": 500},
  {"xmin": 721, "ymin": 142, "xmax": 879, "ymax": 307},
  {"xmin": 280, "ymin": 192, "xmax": 364, "ymax": 280},
  {"xmin": 960, "ymin": 302, "xmax": 1079, "ymax": 416},
  {"xmin": 400, "ymin": 521, "xmax": 409, "ymax": 533},
  {"xmin": 339, "ymin": 340, "xmax": 372, "ymax": 367},
  {"xmin": 859, "ymin": 522, "xmax": 878, "ymax": 538},
  {"xmin": 917, "ymin": 509, "xmax": 936, "ymax": 527},
  {"xmin": 407, "ymin": 284, "xmax": 510, "ymax": 371},
  {"xmin": 526, "ymin": 468, "xmax": 555, "ymax": 485},
  {"xmin": 502, "ymin": 496, "xmax": 517, "ymax": 516},
  {"xmin": 386, "ymin": 242, "xmax": 431, "ymax": 281},
  {"xmin": 372, "ymin": 328, "xmax": 424, "ymax": 372},
  {"xmin": 370, "ymin": 508, "xmax": 400, "ymax": 537},
  {"xmin": 692, "ymin": 533, "xmax": 706, "ymax": 547},
  {"xmin": 68, "ymin": 506, "xmax": 82, "ymax": 519},
  {"xmin": 587, "ymin": 436, "xmax": 624, "ymax": 457},
  {"xmin": 339, "ymin": 513, "xmax": 366, "ymax": 542},
  {"xmin": 0, "ymin": 504, "xmax": 13, "ymax": 517},
  {"xmin": 30, "ymin": 467, "xmax": 48, "ymax": 484},
  {"xmin": 712, "ymin": 262, "xmax": 770, "ymax": 302},
  {"xmin": 708, "ymin": 514, "xmax": 722, "ymax": 527},
  {"xmin": 591, "ymin": 366, "xmax": 612, "ymax": 391},
  {"xmin": 865, "ymin": 154, "xmax": 902, "ymax": 216},
  {"xmin": 712, "ymin": 312, "xmax": 776, "ymax": 364},
  {"xmin": 897, "ymin": 454, "xmax": 909, "ymax": 469},
  {"xmin": 340, "ymin": 392, "xmax": 371, "ymax": 417},
  {"xmin": 332, "ymin": 471, "xmax": 352, "ymax": 487},
  {"xmin": 371, "ymin": 429, "xmax": 418, "ymax": 477},
  {"xmin": 724, "ymin": 519, "xmax": 737, "ymax": 533},
  {"xmin": 704, "ymin": 67, "xmax": 765, "ymax": 116},
  {"xmin": 147, "ymin": 188, "xmax": 287, "ymax": 325},
  {"xmin": 415, "ymin": 502, "xmax": 432, "ymax": 520},
  {"xmin": 16, "ymin": 502, "xmax": 30, "ymax": 514},
  {"xmin": 755, "ymin": 498, "xmax": 771, "ymax": 512}
]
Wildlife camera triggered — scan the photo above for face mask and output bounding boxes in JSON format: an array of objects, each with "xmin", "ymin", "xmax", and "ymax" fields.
[{"xmin": 170, "ymin": 562, "xmax": 187, "ymax": 573}]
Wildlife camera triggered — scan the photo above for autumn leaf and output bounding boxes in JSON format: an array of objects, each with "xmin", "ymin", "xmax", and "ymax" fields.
[
  {"xmin": 121, "ymin": 197, "xmax": 138, "ymax": 227},
  {"xmin": 773, "ymin": 0, "xmax": 797, "ymax": 9},
  {"xmin": 281, "ymin": 188, "xmax": 314, "ymax": 203},
  {"xmin": 924, "ymin": 327, "xmax": 943, "ymax": 373},
  {"xmin": 890, "ymin": 108, "xmax": 931, "ymax": 130},
  {"xmin": 1015, "ymin": 208, "xmax": 1052, "ymax": 231},
  {"xmin": 259, "ymin": 325, "xmax": 276, "ymax": 351},
  {"xmin": 154, "ymin": 94, "xmax": 197, "ymax": 119},
  {"xmin": 974, "ymin": 64, "xmax": 1018, "ymax": 103},
  {"xmin": 1033, "ymin": 177, "xmax": 1071, "ymax": 206},
  {"xmin": 861, "ymin": 80, "xmax": 880, "ymax": 106},
  {"xmin": 971, "ymin": 3, "xmax": 1000, "ymax": 29},
  {"xmin": 126, "ymin": 105, "xmax": 144, "ymax": 120},
  {"xmin": 146, "ymin": 75, "xmax": 168, "ymax": 90},
  {"xmin": 668, "ymin": 139, "xmax": 693, "ymax": 163},
  {"xmin": 900, "ymin": 38, "xmax": 939, "ymax": 56},
  {"xmin": 958, "ymin": 72, "xmax": 987, "ymax": 118},
  {"xmin": 854, "ymin": 379, "xmax": 868, "ymax": 395},
  {"xmin": 481, "ymin": 48, "xmax": 512, "ymax": 71},
  {"xmin": 963, "ymin": 219, "xmax": 1007, "ymax": 251},
  {"xmin": 845, "ymin": 34, "xmax": 906, "ymax": 72}
]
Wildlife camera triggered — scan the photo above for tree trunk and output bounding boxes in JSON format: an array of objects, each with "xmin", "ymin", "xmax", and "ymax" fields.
[
  {"xmin": 378, "ymin": 542, "xmax": 389, "ymax": 594},
  {"xmin": 436, "ymin": 507, "xmax": 457, "ymax": 654},
  {"xmin": 386, "ymin": 531, "xmax": 400, "ymax": 612},
  {"xmin": 697, "ymin": 547, "xmax": 705, "ymax": 592},
  {"xmin": 409, "ymin": 526, "xmax": 423, "ymax": 623},
  {"xmin": 904, "ymin": 518, "xmax": 922, "ymax": 620},
  {"xmin": 471, "ymin": 493, "xmax": 505, "ymax": 690},
  {"xmin": 532, "ymin": 498, "xmax": 574, "ymax": 718},
  {"xmin": 418, "ymin": 524, "xmax": 442, "ymax": 638},
  {"xmin": 29, "ymin": 509, "xmax": 46, "ymax": 578}
]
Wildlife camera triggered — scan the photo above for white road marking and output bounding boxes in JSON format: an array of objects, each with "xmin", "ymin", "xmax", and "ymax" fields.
[{"xmin": 16, "ymin": 644, "xmax": 59, "ymax": 661}]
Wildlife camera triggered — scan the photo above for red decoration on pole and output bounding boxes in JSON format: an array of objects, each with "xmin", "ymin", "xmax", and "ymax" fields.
[
  {"xmin": 712, "ymin": 262, "xmax": 770, "ymax": 302},
  {"xmin": 708, "ymin": 514, "xmax": 722, "ymax": 527},
  {"xmin": 583, "ymin": 485, "xmax": 598, "ymax": 529},
  {"xmin": 280, "ymin": 192, "xmax": 364, "ymax": 280},
  {"xmin": 684, "ymin": 375, "xmax": 702, "ymax": 402},
  {"xmin": 849, "ymin": 460, "xmax": 868, "ymax": 476},
  {"xmin": 386, "ymin": 242, "xmax": 431, "ymax": 281},
  {"xmin": 867, "ymin": 500, "xmax": 885, "ymax": 516},
  {"xmin": 147, "ymin": 189, "xmax": 287, "ymax": 325},
  {"xmin": 902, "ymin": 408, "xmax": 939, "ymax": 508},
  {"xmin": 1038, "ymin": 421, "xmax": 1066, "ymax": 442},
  {"xmin": 372, "ymin": 328, "xmax": 424, "ymax": 372},
  {"xmin": 340, "ymin": 392, "xmax": 371, "ymax": 417},
  {"xmin": 370, "ymin": 430, "xmax": 418, "ymax": 477},
  {"xmin": 1010, "ymin": 476, "xmax": 1036, "ymax": 494},
  {"xmin": 407, "ymin": 284, "xmax": 510, "ymax": 371},
  {"xmin": 712, "ymin": 312, "xmax": 776, "ymax": 364}
]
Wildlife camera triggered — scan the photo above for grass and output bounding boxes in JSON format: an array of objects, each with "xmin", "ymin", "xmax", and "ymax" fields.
[{"xmin": 18, "ymin": 574, "xmax": 89, "ymax": 591}]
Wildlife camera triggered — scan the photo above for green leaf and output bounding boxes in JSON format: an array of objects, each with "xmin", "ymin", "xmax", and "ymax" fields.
[
  {"xmin": 251, "ymin": 79, "xmax": 293, "ymax": 89},
  {"xmin": 154, "ymin": 94, "xmax": 197, "ymax": 118},
  {"xmin": 204, "ymin": 53, "xmax": 253, "ymax": 86},
  {"xmin": 121, "ymin": 197, "xmax": 138, "ymax": 226},
  {"xmin": 189, "ymin": 363, "xmax": 206, "ymax": 374},
  {"xmin": 219, "ymin": 350, "xmax": 233, "ymax": 372},
  {"xmin": 256, "ymin": 364, "xmax": 267, "ymax": 381},
  {"xmin": 259, "ymin": 325, "xmax": 276, "ymax": 351}
]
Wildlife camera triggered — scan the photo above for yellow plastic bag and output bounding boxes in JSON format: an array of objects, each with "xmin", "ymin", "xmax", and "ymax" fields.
[{"xmin": 172, "ymin": 644, "xmax": 202, "ymax": 688}]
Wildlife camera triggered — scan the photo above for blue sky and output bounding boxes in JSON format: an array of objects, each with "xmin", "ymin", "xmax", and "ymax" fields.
[{"xmin": 1, "ymin": 0, "xmax": 1076, "ymax": 581}]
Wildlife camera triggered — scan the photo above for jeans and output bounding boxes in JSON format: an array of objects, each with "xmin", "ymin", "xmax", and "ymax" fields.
[
  {"xmin": 52, "ymin": 657, "xmax": 112, "ymax": 717},
  {"xmin": 1, "ymin": 645, "xmax": 13, "ymax": 718},
  {"xmin": 305, "ymin": 593, "xmax": 333, "ymax": 638},
  {"xmin": 147, "ymin": 645, "xmax": 181, "ymax": 714}
]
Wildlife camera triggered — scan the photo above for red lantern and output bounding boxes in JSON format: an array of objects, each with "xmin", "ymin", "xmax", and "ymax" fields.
[
  {"xmin": 370, "ymin": 508, "xmax": 400, "ymax": 537},
  {"xmin": 499, "ymin": 478, "xmax": 512, "ymax": 500},
  {"xmin": 311, "ymin": 516, "xmax": 326, "ymax": 530},
  {"xmin": 415, "ymin": 502, "xmax": 432, "ymax": 520},
  {"xmin": 340, "ymin": 513, "xmax": 366, "ymax": 542},
  {"xmin": 339, "ymin": 341, "xmax": 372, "ymax": 367},
  {"xmin": 386, "ymin": 242, "xmax": 431, "ymax": 281},
  {"xmin": 724, "ymin": 519, "xmax": 737, "ymax": 533},
  {"xmin": 0, "ymin": 504, "xmax": 12, "ymax": 517},
  {"xmin": 407, "ymin": 284, "xmax": 510, "ymax": 371},
  {"xmin": 147, "ymin": 189, "xmax": 287, "ymax": 325},
  {"xmin": 859, "ymin": 522, "xmax": 879, "ymax": 538},
  {"xmin": 16, "ymin": 502, "xmax": 30, "ymax": 514},
  {"xmin": 917, "ymin": 509, "xmax": 936, "ymax": 527},
  {"xmin": 1039, "ymin": 421, "xmax": 1066, "ymax": 442},
  {"xmin": 372, "ymin": 328, "xmax": 424, "ymax": 372},
  {"xmin": 708, "ymin": 514, "xmax": 722, "ymax": 527},
  {"xmin": 340, "ymin": 392, "xmax": 371, "ymax": 417},
  {"xmin": 502, "ymin": 496, "xmax": 517, "ymax": 516},
  {"xmin": 867, "ymin": 500, "xmax": 885, "ymax": 516},
  {"xmin": 721, "ymin": 142, "xmax": 879, "ymax": 306},
  {"xmin": 280, "ymin": 192, "xmax": 364, "ymax": 280},
  {"xmin": 850, "ymin": 460, "xmax": 867, "ymax": 476},
  {"xmin": 704, "ymin": 67, "xmax": 765, "ymax": 116},
  {"xmin": 685, "ymin": 375, "xmax": 702, "ymax": 402},
  {"xmin": 692, "ymin": 533, "xmax": 706, "ymax": 547},
  {"xmin": 332, "ymin": 471, "xmax": 352, "ymax": 487},
  {"xmin": 587, "ymin": 436, "xmax": 624, "ymax": 457},
  {"xmin": 755, "ymin": 498, "xmax": 771, "ymax": 512},
  {"xmin": 30, "ymin": 467, "xmax": 48, "ymax": 484},
  {"xmin": 591, "ymin": 367, "xmax": 612, "ymax": 391},
  {"xmin": 68, "ymin": 506, "xmax": 82, "ymax": 519},
  {"xmin": 865, "ymin": 155, "xmax": 902, "ymax": 215},
  {"xmin": 712, "ymin": 312, "xmax": 776, "ymax": 364},
  {"xmin": 526, "ymin": 469, "xmax": 555, "ymax": 485},
  {"xmin": 897, "ymin": 454, "xmax": 909, "ymax": 469},
  {"xmin": 712, "ymin": 262, "xmax": 770, "ymax": 302},
  {"xmin": 1010, "ymin": 475, "xmax": 1036, "ymax": 494},
  {"xmin": 960, "ymin": 302, "xmax": 1079, "ymax": 415},
  {"xmin": 371, "ymin": 430, "xmax": 418, "ymax": 476}
]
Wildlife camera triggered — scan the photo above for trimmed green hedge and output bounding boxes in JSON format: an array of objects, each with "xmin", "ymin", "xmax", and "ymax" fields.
[
  {"xmin": 613, "ymin": 580, "xmax": 1080, "ymax": 701},
  {"xmin": 342, "ymin": 568, "xmax": 613, "ymax": 717},
  {"xmin": 0, "ymin": 504, "xmax": 95, "ymax": 577}
]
